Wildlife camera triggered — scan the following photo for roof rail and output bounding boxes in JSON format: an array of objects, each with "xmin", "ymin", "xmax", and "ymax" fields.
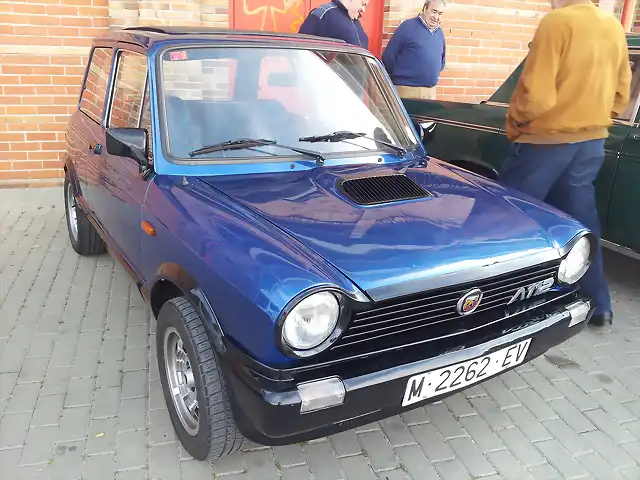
[{"xmin": 120, "ymin": 26, "xmax": 346, "ymax": 44}]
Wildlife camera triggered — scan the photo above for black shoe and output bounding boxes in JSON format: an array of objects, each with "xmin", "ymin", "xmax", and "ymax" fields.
[{"xmin": 589, "ymin": 311, "xmax": 613, "ymax": 327}]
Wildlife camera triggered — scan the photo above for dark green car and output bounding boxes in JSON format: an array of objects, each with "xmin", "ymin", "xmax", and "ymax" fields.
[{"xmin": 403, "ymin": 33, "xmax": 640, "ymax": 259}]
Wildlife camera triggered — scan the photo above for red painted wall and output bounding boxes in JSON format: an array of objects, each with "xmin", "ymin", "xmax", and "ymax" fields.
[{"xmin": 231, "ymin": 0, "xmax": 384, "ymax": 57}]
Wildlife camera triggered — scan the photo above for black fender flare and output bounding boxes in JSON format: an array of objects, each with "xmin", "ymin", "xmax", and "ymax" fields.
[{"xmin": 149, "ymin": 262, "xmax": 226, "ymax": 354}]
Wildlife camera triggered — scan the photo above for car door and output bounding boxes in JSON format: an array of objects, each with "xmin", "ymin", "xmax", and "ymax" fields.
[
  {"xmin": 89, "ymin": 44, "xmax": 151, "ymax": 277},
  {"xmin": 74, "ymin": 43, "xmax": 115, "ymax": 214},
  {"xmin": 602, "ymin": 53, "xmax": 640, "ymax": 254}
]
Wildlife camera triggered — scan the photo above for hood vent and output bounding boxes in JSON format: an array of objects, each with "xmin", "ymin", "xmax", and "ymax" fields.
[{"xmin": 339, "ymin": 173, "xmax": 432, "ymax": 206}]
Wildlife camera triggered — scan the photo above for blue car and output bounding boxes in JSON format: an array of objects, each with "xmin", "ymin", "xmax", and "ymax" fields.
[{"xmin": 63, "ymin": 26, "xmax": 596, "ymax": 461}]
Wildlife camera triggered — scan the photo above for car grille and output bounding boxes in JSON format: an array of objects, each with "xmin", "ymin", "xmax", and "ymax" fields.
[{"xmin": 329, "ymin": 259, "xmax": 562, "ymax": 360}]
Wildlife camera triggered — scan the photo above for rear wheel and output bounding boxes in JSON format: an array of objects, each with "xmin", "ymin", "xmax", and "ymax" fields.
[
  {"xmin": 156, "ymin": 297, "xmax": 245, "ymax": 461},
  {"xmin": 64, "ymin": 176, "xmax": 106, "ymax": 256}
]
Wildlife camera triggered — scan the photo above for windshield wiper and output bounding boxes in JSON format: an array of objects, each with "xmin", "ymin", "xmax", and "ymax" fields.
[
  {"xmin": 299, "ymin": 130, "xmax": 407, "ymax": 157},
  {"xmin": 188, "ymin": 138, "xmax": 327, "ymax": 165}
]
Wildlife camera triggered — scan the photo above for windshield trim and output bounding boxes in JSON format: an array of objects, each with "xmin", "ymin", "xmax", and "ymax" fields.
[{"xmin": 153, "ymin": 43, "xmax": 421, "ymax": 165}]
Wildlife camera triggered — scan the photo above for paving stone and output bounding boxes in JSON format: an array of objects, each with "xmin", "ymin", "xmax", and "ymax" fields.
[
  {"xmin": 181, "ymin": 458, "xmax": 218, "ymax": 480},
  {"xmin": 115, "ymin": 429, "xmax": 147, "ymax": 470},
  {"xmin": 86, "ymin": 417, "xmax": 117, "ymax": 456},
  {"xmin": 394, "ymin": 444, "xmax": 440, "ymax": 480},
  {"xmin": 377, "ymin": 416, "xmax": 414, "ymax": 448},
  {"xmin": 17, "ymin": 357, "xmax": 49, "ymax": 384},
  {"xmin": 0, "ymin": 411, "xmax": 33, "ymax": 448},
  {"xmin": 148, "ymin": 442, "xmax": 181, "ymax": 480},
  {"xmin": 424, "ymin": 402, "xmax": 467, "ymax": 440},
  {"xmin": 580, "ymin": 430, "xmax": 636, "ymax": 469},
  {"xmin": 548, "ymin": 397, "xmax": 598, "ymax": 434},
  {"xmin": 496, "ymin": 426, "xmax": 546, "ymax": 467},
  {"xmin": 304, "ymin": 441, "xmax": 344, "ymax": 480},
  {"xmin": 486, "ymin": 448, "xmax": 535, "ymax": 480},
  {"xmin": 447, "ymin": 436, "xmax": 497, "ymax": 477},
  {"xmin": 273, "ymin": 444, "xmax": 307, "ymax": 468},
  {"xmin": 432, "ymin": 458, "xmax": 472, "ymax": 480},
  {"xmin": 91, "ymin": 386, "xmax": 121, "ymax": 419},
  {"xmin": 40, "ymin": 366, "xmax": 71, "ymax": 396},
  {"xmin": 409, "ymin": 423, "xmax": 455, "ymax": 463},
  {"xmin": 31, "ymin": 394, "xmax": 64, "ymax": 427},
  {"xmin": 5, "ymin": 383, "xmax": 42, "ymax": 414},
  {"xmin": 458, "ymin": 414, "xmax": 505, "ymax": 453},
  {"xmin": 534, "ymin": 439, "xmax": 590, "ymax": 479},
  {"xmin": 82, "ymin": 453, "xmax": 116, "ymax": 480},
  {"xmin": 357, "ymin": 430, "xmax": 398, "ymax": 471},
  {"xmin": 117, "ymin": 397, "xmax": 146, "ymax": 432},
  {"xmin": 19, "ymin": 425, "xmax": 59, "ymax": 466},
  {"xmin": 339, "ymin": 455, "xmax": 377, "ymax": 480},
  {"xmin": 57, "ymin": 406, "xmax": 90, "ymax": 442}
]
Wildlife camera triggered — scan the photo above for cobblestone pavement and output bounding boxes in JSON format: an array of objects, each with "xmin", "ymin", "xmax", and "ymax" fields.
[{"xmin": 1, "ymin": 186, "xmax": 639, "ymax": 480}]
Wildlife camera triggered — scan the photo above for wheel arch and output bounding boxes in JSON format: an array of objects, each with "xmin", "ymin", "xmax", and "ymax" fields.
[{"xmin": 150, "ymin": 262, "xmax": 225, "ymax": 353}]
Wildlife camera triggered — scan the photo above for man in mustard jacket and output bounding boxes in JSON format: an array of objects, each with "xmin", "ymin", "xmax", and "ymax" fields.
[{"xmin": 499, "ymin": 0, "xmax": 632, "ymax": 328}]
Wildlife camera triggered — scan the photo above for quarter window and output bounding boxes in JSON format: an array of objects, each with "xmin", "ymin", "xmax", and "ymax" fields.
[
  {"xmin": 79, "ymin": 47, "xmax": 114, "ymax": 123},
  {"xmin": 109, "ymin": 51, "xmax": 148, "ymax": 128}
]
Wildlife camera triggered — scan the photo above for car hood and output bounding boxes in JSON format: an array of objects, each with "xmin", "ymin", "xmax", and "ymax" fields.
[{"xmin": 198, "ymin": 160, "xmax": 579, "ymax": 301}]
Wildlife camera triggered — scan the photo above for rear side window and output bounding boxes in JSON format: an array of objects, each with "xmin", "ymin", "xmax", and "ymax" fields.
[
  {"xmin": 79, "ymin": 47, "xmax": 114, "ymax": 123},
  {"xmin": 109, "ymin": 51, "xmax": 148, "ymax": 128}
]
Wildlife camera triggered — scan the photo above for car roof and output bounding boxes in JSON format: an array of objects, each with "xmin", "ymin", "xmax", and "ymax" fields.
[{"xmin": 98, "ymin": 25, "xmax": 358, "ymax": 52}]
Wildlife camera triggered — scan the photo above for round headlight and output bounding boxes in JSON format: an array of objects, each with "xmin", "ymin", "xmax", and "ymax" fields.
[
  {"xmin": 282, "ymin": 291, "xmax": 340, "ymax": 351},
  {"xmin": 558, "ymin": 236, "xmax": 591, "ymax": 284}
]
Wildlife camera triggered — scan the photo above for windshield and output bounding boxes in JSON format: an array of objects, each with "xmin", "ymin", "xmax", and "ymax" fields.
[{"xmin": 157, "ymin": 46, "xmax": 418, "ymax": 161}]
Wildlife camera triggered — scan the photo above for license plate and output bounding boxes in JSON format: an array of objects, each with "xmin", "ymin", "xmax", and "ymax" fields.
[{"xmin": 401, "ymin": 338, "xmax": 532, "ymax": 407}]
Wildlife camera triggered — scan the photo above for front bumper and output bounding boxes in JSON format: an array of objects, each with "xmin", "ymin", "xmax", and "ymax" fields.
[{"xmin": 222, "ymin": 294, "xmax": 593, "ymax": 446}]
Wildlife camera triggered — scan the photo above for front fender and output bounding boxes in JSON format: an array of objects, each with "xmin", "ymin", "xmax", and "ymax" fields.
[{"xmin": 140, "ymin": 175, "xmax": 368, "ymax": 366}]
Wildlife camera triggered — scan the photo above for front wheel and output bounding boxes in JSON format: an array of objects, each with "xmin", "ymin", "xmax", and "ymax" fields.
[{"xmin": 156, "ymin": 297, "xmax": 245, "ymax": 461}]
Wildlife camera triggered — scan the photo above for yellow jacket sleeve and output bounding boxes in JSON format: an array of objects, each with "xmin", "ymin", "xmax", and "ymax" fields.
[
  {"xmin": 612, "ymin": 42, "xmax": 632, "ymax": 117},
  {"xmin": 508, "ymin": 15, "xmax": 564, "ymax": 125}
]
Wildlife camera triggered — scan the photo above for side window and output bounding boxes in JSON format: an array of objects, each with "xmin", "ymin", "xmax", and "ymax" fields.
[
  {"xmin": 79, "ymin": 47, "xmax": 114, "ymax": 123},
  {"xmin": 109, "ymin": 50, "xmax": 148, "ymax": 128}
]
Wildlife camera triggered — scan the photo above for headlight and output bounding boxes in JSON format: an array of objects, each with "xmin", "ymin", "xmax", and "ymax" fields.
[
  {"xmin": 282, "ymin": 291, "xmax": 340, "ymax": 351},
  {"xmin": 558, "ymin": 236, "xmax": 591, "ymax": 284}
]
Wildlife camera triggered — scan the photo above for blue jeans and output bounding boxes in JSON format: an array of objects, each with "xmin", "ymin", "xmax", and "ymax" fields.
[{"xmin": 499, "ymin": 140, "xmax": 612, "ymax": 316}]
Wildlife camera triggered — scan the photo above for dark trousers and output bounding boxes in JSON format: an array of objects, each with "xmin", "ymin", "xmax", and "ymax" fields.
[{"xmin": 499, "ymin": 140, "xmax": 611, "ymax": 316}]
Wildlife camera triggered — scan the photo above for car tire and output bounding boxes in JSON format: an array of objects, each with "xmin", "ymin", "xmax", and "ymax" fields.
[
  {"xmin": 64, "ymin": 176, "xmax": 106, "ymax": 256},
  {"xmin": 156, "ymin": 296, "xmax": 245, "ymax": 461}
]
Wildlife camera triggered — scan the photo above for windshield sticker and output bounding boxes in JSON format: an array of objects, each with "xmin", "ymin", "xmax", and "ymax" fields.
[{"xmin": 169, "ymin": 50, "xmax": 188, "ymax": 61}]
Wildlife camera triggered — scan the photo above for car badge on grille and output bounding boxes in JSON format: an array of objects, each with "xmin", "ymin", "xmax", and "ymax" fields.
[{"xmin": 456, "ymin": 288, "xmax": 483, "ymax": 316}]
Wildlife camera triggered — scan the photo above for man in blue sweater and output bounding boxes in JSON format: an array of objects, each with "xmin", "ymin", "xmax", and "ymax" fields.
[
  {"xmin": 382, "ymin": 0, "xmax": 447, "ymax": 100},
  {"xmin": 298, "ymin": 0, "xmax": 369, "ymax": 50}
]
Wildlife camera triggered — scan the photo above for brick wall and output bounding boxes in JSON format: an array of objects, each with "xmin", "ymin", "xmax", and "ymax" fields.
[
  {"xmin": 383, "ymin": 0, "xmax": 553, "ymax": 102},
  {"xmin": 0, "ymin": 0, "xmax": 110, "ymax": 185}
]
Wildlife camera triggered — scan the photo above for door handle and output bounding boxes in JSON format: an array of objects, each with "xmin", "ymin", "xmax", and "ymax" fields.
[
  {"xmin": 631, "ymin": 134, "xmax": 640, "ymax": 141},
  {"xmin": 89, "ymin": 143, "xmax": 103, "ymax": 154}
]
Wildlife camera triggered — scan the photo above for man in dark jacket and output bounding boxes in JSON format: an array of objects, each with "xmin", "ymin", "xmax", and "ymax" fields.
[{"xmin": 298, "ymin": 0, "xmax": 369, "ymax": 50}]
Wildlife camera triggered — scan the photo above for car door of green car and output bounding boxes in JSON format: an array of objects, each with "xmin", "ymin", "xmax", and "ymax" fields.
[{"xmin": 602, "ymin": 72, "xmax": 640, "ymax": 254}]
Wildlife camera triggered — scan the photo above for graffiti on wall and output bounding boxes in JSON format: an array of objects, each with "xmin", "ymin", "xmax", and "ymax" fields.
[{"xmin": 240, "ymin": 0, "xmax": 306, "ymax": 33}]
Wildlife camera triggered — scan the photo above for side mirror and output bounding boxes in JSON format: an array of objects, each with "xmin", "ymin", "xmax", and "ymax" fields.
[
  {"xmin": 106, "ymin": 127, "xmax": 149, "ymax": 172},
  {"xmin": 414, "ymin": 120, "xmax": 436, "ymax": 144}
]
